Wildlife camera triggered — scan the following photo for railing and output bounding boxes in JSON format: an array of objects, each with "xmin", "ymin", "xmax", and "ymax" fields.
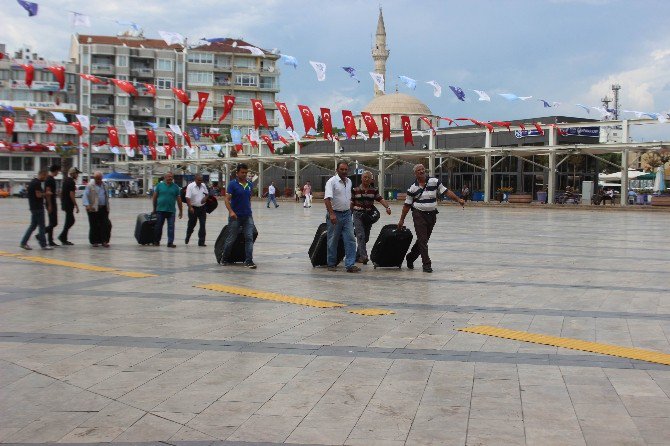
[
  {"xmin": 92, "ymin": 84, "xmax": 114, "ymax": 93},
  {"xmin": 129, "ymin": 105, "xmax": 154, "ymax": 117},
  {"xmin": 130, "ymin": 67, "xmax": 154, "ymax": 77},
  {"xmin": 214, "ymin": 80, "xmax": 232, "ymax": 86},
  {"xmin": 90, "ymin": 104, "xmax": 113, "ymax": 111},
  {"xmin": 91, "ymin": 64, "xmax": 114, "ymax": 73},
  {"xmin": 259, "ymin": 82, "xmax": 278, "ymax": 90}
]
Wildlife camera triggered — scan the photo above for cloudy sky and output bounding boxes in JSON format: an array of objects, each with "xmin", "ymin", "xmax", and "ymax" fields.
[{"xmin": 3, "ymin": 0, "xmax": 670, "ymax": 140}]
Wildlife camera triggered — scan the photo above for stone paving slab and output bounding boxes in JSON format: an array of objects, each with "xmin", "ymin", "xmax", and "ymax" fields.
[{"xmin": 1, "ymin": 198, "xmax": 669, "ymax": 445}]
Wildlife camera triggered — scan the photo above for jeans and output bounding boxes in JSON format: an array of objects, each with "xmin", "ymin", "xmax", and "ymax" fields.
[
  {"xmin": 58, "ymin": 209, "xmax": 75, "ymax": 242},
  {"xmin": 353, "ymin": 210, "xmax": 372, "ymax": 260},
  {"xmin": 266, "ymin": 194, "xmax": 278, "ymax": 207},
  {"xmin": 186, "ymin": 206, "xmax": 207, "ymax": 245},
  {"xmin": 154, "ymin": 211, "xmax": 175, "ymax": 244},
  {"xmin": 326, "ymin": 210, "xmax": 357, "ymax": 268},
  {"xmin": 223, "ymin": 215, "xmax": 255, "ymax": 263},
  {"xmin": 21, "ymin": 208, "xmax": 46, "ymax": 247},
  {"xmin": 45, "ymin": 206, "xmax": 58, "ymax": 243}
]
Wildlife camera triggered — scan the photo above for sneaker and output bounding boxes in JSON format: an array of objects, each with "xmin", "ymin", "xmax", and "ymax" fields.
[
  {"xmin": 61, "ymin": 241, "xmax": 74, "ymax": 246},
  {"xmin": 245, "ymin": 262, "xmax": 257, "ymax": 269},
  {"xmin": 167, "ymin": 243, "xmax": 177, "ymax": 248},
  {"xmin": 20, "ymin": 244, "xmax": 32, "ymax": 250},
  {"xmin": 220, "ymin": 261, "xmax": 230, "ymax": 266},
  {"xmin": 48, "ymin": 241, "xmax": 59, "ymax": 247},
  {"xmin": 198, "ymin": 243, "xmax": 207, "ymax": 247},
  {"xmin": 406, "ymin": 255, "xmax": 415, "ymax": 270},
  {"xmin": 327, "ymin": 265, "xmax": 338, "ymax": 271},
  {"xmin": 42, "ymin": 245, "xmax": 54, "ymax": 250},
  {"xmin": 423, "ymin": 265, "xmax": 433, "ymax": 273},
  {"xmin": 346, "ymin": 265, "xmax": 361, "ymax": 273},
  {"xmin": 361, "ymin": 257, "xmax": 369, "ymax": 265},
  {"xmin": 92, "ymin": 243, "xmax": 100, "ymax": 247},
  {"xmin": 152, "ymin": 242, "xmax": 160, "ymax": 246},
  {"xmin": 102, "ymin": 243, "xmax": 110, "ymax": 248},
  {"xmin": 184, "ymin": 235, "xmax": 191, "ymax": 245}
]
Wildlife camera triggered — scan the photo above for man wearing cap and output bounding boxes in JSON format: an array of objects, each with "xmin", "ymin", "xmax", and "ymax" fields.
[{"xmin": 58, "ymin": 167, "xmax": 80, "ymax": 245}]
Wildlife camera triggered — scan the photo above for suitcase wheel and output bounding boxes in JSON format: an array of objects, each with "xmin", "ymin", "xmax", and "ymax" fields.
[{"xmin": 373, "ymin": 263, "xmax": 378, "ymax": 269}]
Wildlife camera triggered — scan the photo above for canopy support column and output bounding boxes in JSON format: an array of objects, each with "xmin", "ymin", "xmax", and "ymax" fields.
[
  {"xmin": 483, "ymin": 130, "xmax": 492, "ymax": 203},
  {"xmin": 620, "ymin": 120, "xmax": 630, "ymax": 206},
  {"xmin": 378, "ymin": 137, "xmax": 386, "ymax": 196},
  {"xmin": 428, "ymin": 131, "xmax": 436, "ymax": 176},
  {"xmin": 294, "ymin": 140, "xmax": 300, "ymax": 194},
  {"xmin": 548, "ymin": 125, "xmax": 557, "ymax": 204}
]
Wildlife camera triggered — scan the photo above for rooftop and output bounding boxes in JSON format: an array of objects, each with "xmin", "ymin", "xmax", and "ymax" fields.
[{"xmin": 362, "ymin": 92, "xmax": 433, "ymax": 116}]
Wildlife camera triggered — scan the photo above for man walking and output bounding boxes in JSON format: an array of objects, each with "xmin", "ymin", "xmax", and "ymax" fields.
[
  {"xmin": 397, "ymin": 164, "xmax": 464, "ymax": 273},
  {"xmin": 153, "ymin": 172, "xmax": 182, "ymax": 248},
  {"xmin": 58, "ymin": 167, "xmax": 80, "ymax": 245},
  {"xmin": 222, "ymin": 163, "xmax": 256, "ymax": 268},
  {"xmin": 266, "ymin": 181, "xmax": 279, "ymax": 208},
  {"xmin": 185, "ymin": 173, "xmax": 208, "ymax": 246},
  {"xmin": 303, "ymin": 181, "xmax": 312, "ymax": 208},
  {"xmin": 44, "ymin": 164, "xmax": 61, "ymax": 246},
  {"xmin": 324, "ymin": 161, "xmax": 359, "ymax": 272},
  {"xmin": 82, "ymin": 171, "xmax": 112, "ymax": 248},
  {"xmin": 20, "ymin": 169, "xmax": 52, "ymax": 250},
  {"xmin": 351, "ymin": 170, "xmax": 391, "ymax": 264}
]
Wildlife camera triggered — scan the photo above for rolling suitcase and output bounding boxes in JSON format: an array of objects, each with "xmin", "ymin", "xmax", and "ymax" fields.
[
  {"xmin": 309, "ymin": 223, "xmax": 345, "ymax": 267},
  {"xmin": 370, "ymin": 224, "xmax": 413, "ymax": 269},
  {"xmin": 135, "ymin": 213, "xmax": 157, "ymax": 245},
  {"xmin": 214, "ymin": 224, "xmax": 259, "ymax": 263}
]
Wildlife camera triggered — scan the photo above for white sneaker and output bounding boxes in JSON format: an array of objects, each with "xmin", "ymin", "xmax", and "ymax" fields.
[{"xmin": 42, "ymin": 246, "xmax": 54, "ymax": 250}]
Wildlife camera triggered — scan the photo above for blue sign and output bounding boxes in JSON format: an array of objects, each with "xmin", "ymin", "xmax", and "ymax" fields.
[{"xmin": 515, "ymin": 127, "xmax": 600, "ymax": 139}]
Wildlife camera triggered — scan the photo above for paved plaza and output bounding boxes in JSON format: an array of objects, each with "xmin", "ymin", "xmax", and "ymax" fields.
[{"xmin": 1, "ymin": 197, "xmax": 669, "ymax": 445}]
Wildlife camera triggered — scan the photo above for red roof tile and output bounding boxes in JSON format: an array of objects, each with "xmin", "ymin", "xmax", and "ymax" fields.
[{"xmin": 77, "ymin": 35, "xmax": 183, "ymax": 51}]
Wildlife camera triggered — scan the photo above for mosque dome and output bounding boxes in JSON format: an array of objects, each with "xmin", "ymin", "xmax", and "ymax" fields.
[{"xmin": 362, "ymin": 92, "xmax": 433, "ymax": 116}]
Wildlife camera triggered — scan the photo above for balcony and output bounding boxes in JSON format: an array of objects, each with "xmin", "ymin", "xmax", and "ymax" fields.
[
  {"xmin": 213, "ymin": 80, "xmax": 232, "ymax": 87},
  {"xmin": 130, "ymin": 67, "xmax": 154, "ymax": 78},
  {"xmin": 91, "ymin": 64, "xmax": 114, "ymax": 75},
  {"xmin": 92, "ymin": 84, "xmax": 114, "ymax": 94},
  {"xmin": 213, "ymin": 63, "xmax": 232, "ymax": 71},
  {"xmin": 90, "ymin": 104, "xmax": 113, "ymax": 112},
  {"xmin": 129, "ymin": 105, "xmax": 155, "ymax": 117}
]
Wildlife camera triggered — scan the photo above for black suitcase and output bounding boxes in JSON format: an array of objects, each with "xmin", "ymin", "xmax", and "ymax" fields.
[
  {"xmin": 309, "ymin": 223, "xmax": 345, "ymax": 267},
  {"xmin": 370, "ymin": 224, "xmax": 413, "ymax": 268},
  {"xmin": 135, "ymin": 213, "xmax": 157, "ymax": 245},
  {"xmin": 214, "ymin": 224, "xmax": 259, "ymax": 263}
]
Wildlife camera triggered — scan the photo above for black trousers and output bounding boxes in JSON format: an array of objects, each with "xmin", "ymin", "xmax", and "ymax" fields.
[
  {"xmin": 45, "ymin": 206, "xmax": 58, "ymax": 243},
  {"xmin": 87, "ymin": 206, "xmax": 111, "ymax": 245},
  {"xmin": 58, "ymin": 208, "xmax": 75, "ymax": 242},
  {"xmin": 407, "ymin": 209, "xmax": 437, "ymax": 267},
  {"xmin": 186, "ymin": 206, "xmax": 207, "ymax": 245}
]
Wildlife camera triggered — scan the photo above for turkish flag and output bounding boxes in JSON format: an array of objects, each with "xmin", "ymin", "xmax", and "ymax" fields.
[
  {"xmin": 128, "ymin": 134, "xmax": 139, "ymax": 149},
  {"xmin": 297, "ymin": 105, "xmax": 316, "ymax": 135},
  {"xmin": 234, "ymin": 144, "xmax": 243, "ymax": 152},
  {"xmin": 275, "ymin": 102, "xmax": 294, "ymax": 130},
  {"xmin": 361, "ymin": 112, "xmax": 379, "ymax": 138},
  {"xmin": 401, "ymin": 116, "xmax": 414, "ymax": 146},
  {"xmin": 420, "ymin": 116, "xmax": 435, "ymax": 133},
  {"xmin": 381, "ymin": 114, "xmax": 391, "ymax": 141},
  {"xmin": 192, "ymin": 91, "xmax": 209, "ymax": 120},
  {"xmin": 250, "ymin": 99, "xmax": 269, "ymax": 129},
  {"xmin": 519, "ymin": 123, "xmax": 526, "ymax": 131},
  {"xmin": 46, "ymin": 121, "xmax": 55, "ymax": 134},
  {"xmin": 70, "ymin": 121, "xmax": 83, "ymax": 136},
  {"xmin": 246, "ymin": 134, "xmax": 258, "ymax": 148},
  {"xmin": 341, "ymin": 110, "xmax": 358, "ymax": 139},
  {"xmin": 94, "ymin": 140, "xmax": 108, "ymax": 147},
  {"xmin": 47, "ymin": 66, "xmax": 66, "ymax": 90},
  {"xmin": 320, "ymin": 108, "xmax": 335, "ymax": 141},
  {"xmin": 279, "ymin": 136, "xmax": 291, "ymax": 147},
  {"xmin": 165, "ymin": 131, "xmax": 177, "ymax": 151},
  {"xmin": 111, "ymin": 79, "xmax": 139, "ymax": 96},
  {"xmin": 149, "ymin": 146, "xmax": 157, "ymax": 160},
  {"xmin": 145, "ymin": 128, "xmax": 157, "ymax": 146},
  {"xmin": 27, "ymin": 118, "xmax": 34, "ymax": 130},
  {"xmin": 107, "ymin": 126, "xmax": 120, "ymax": 147},
  {"xmin": 260, "ymin": 135, "xmax": 275, "ymax": 153},
  {"xmin": 21, "ymin": 64, "xmax": 34, "ymax": 88},
  {"xmin": 171, "ymin": 87, "xmax": 190, "ymax": 105},
  {"xmin": 3, "ymin": 117, "xmax": 14, "ymax": 136},
  {"xmin": 218, "ymin": 95, "xmax": 235, "ymax": 123},
  {"xmin": 183, "ymin": 131, "xmax": 192, "ymax": 148},
  {"xmin": 79, "ymin": 73, "xmax": 102, "ymax": 84},
  {"xmin": 89, "ymin": 125, "xmax": 96, "ymax": 132},
  {"xmin": 491, "ymin": 121, "xmax": 511, "ymax": 132},
  {"xmin": 143, "ymin": 83, "xmax": 156, "ymax": 96},
  {"xmin": 534, "ymin": 122, "xmax": 545, "ymax": 136},
  {"xmin": 164, "ymin": 144, "xmax": 172, "ymax": 158}
]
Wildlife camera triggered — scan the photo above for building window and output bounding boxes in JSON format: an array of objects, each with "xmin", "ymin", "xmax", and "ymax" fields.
[
  {"xmin": 235, "ymin": 74, "xmax": 257, "ymax": 87},
  {"xmin": 187, "ymin": 106, "xmax": 213, "ymax": 121},
  {"xmin": 11, "ymin": 157, "xmax": 22, "ymax": 171},
  {"xmin": 233, "ymin": 109, "xmax": 253, "ymax": 120},
  {"xmin": 0, "ymin": 157, "xmax": 9, "ymax": 170},
  {"xmin": 116, "ymin": 96, "xmax": 128, "ymax": 106},
  {"xmin": 187, "ymin": 52, "xmax": 214, "ymax": 64},
  {"xmin": 156, "ymin": 78, "xmax": 174, "ymax": 89},
  {"xmin": 260, "ymin": 76, "xmax": 276, "ymax": 89},
  {"xmin": 116, "ymin": 55, "xmax": 128, "ymax": 67},
  {"xmin": 158, "ymin": 117, "xmax": 172, "ymax": 128},
  {"xmin": 235, "ymin": 91, "xmax": 255, "ymax": 101},
  {"xmin": 215, "ymin": 56, "xmax": 231, "ymax": 68},
  {"xmin": 156, "ymin": 98, "xmax": 174, "ymax": 109},
  {"xmin": 117, "ymin": 75, "xmax": 128, "ymax": 81},
  {"xmin": 157, "ymin": 59, "xmax": 173, "ymax": 71},
  {"xmin": 23, "ymin": 157, "xmax": 34, "ymax": 171},
  {"xmin": 259, "ymin": 92, "xmax": 274, "ymax": 102},
  {"xmin": 187, "ymin": 71, "xmax": 213, "ymax": 86},
  {"xmin": 234, "ymin": 57, "xmax": 255, "ymax": 69}
]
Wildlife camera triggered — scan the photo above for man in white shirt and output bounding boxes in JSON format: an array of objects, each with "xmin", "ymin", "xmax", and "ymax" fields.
[
  {"xmin": 266, "ymin": 182, "xmax": 279, "ymax": 208},
  {"xmin": 303, "ymin": 181, "xmax": 312, "ymax": 208},
  {"xmin": 185, "ymin": 174, "xmax": 209, "ymax": 246},
  {"xmin": 324, "ymin": 161, "xmax": 359, "ymax": 273}
]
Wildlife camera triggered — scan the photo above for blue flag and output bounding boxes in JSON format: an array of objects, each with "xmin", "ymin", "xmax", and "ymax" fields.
[
  {"xmin": 199, "ymin": 144, "xmax": 208, "ymax": 152},
  {"xmin": 1, "ymin": 105, "xmax": 16, "ymax": 114},
  {"xmin": 116, "ymin": 21, "xmax": 141, "ymax": 31},
  {"xmin": 342, "ymin": 67, "xmax": 360, "ymax": 83},
  {"xmin": 51, "ymin": 111, "xmax": 68, "ymax": 122},
  {"xmin": 539, "ymin": 99, "xmax": 552, "ymax": 108},
  {"xmin": 231, "ymin": 128, "xmax": 242, "ymax": 144},
  {"xmin": 269, "ymin": 130, "xmax": 279, "ymax": 141},
  {"xmin": 449, "ymin": 86, "xmax": 466, "ymax": 101},
  {"xmin": 145, "ymin": 121, "xmax": 158, "ymax": 129},
  {"xmin": 190, "ymin": 126, "xmax": 201, "ymax": 141},
  {"xmin": 280, "ymin": 54, "xmax": 298, "ymax": 69},
  {"xmin": 202, "ymin": 37, "xmax": 228, "ymax": 43},
  {"xmin": 97, "ymin": 117, "xmax": 111, "ymax": 124},
  {"xmin": 17, "ymin": 0, "xmax": 38, "ymax": 16},
  {"xmin": 399, "ymin": 76, "xmax": 417, "ymax": 90},
  {"xmin": 140, "ymin": 146, "xmax": 149, "ymax": 156}
]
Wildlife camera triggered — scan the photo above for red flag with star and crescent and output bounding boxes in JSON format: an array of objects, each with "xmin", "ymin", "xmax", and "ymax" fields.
[
  {"xmin": 79, "ymin": 73, "xmax": 102, "ymax": 84},
  {"xmin": 183, "ymin": 131, "xmax": 192, "ymax": 148},
  {"xmin": 218, "ymin": 95, "xmax": 235, "ymax": 123},
  {"xmin": 3, "ymin": 117, "xmax": 14, "ymax": 137},
  {"xmin": 534, "ymin": 122, "xmax": 545, "ymax": 136},
  {"xmin": 250, "ymin": 99, "xmax": 269, "ymax": 129},
  {"xmin": 360, "ymin": 112, "xmax": 379, "ymax": 139},
  {"xmin": 27, "ymin": 118, "xmax": 34, "ymax": 130},
  {"xmin": 111, "ymin": 79, "xmax": 138, "ymax": 96},
  {"xmin": 320, "ymin": 108, "xmax": 335, "ymax": 141},
  {"xmin": 341, "ymin": 110, "xmax": 358, "ymax": 139},
  {"xmin": 21, "ymin": 64, "xmax": 34, "ymax": 88},
  {"xmin": 260, "ymin": 135, "xmax": 275, "ymax": 153},
  {"xmin": 143, "ymin": 83, "xmax": 156, "ymax": 97},
  {"xmin": 171, "ymin": 87, "xmax": 190, "ymax": 105},
  {"xmin": 149, "ymin": 146, "xmax": 157, "ymax": 160},
  {"xmin": 128, "ymin": 134, "xmax": 139, "ymax": 149},
  {"xmin": 70, "ymin": 121, "xmax": 83, "ymax": 136},
  {"xmin": 297, "ymin": 105, "xmax": 316, "ymax": 135},
  {"xmin": 165, "ymin": 131, "xmax": 177, "ymax": 153},
  {"xmin": 47, "ymin": 66, "xmax": 65, "ymax": 90},
  {"xmin": 401, "ymin": 116, "xmax": 414, "ymax": 146},
  {"xmin": 420, "ymin": 116, "xmax": 436, "ymax": 134},
  {"xmin": 192, "ymin": 92, "xmax": 209, "ymax": 120},
  {"xmin": 107, "ymin": 126, "xmax": 120, "ymax": 147},
  {"xmin": 275, "ymin": 102, "xmax": 294, "ymax": 131},
  {"xmin": 145, "ymin": 128, "xmax": 157, "ymax": 147},
  {"xmin": 46, "ymin": 121, "xmax": 55, "ymax": 134},
  {"xmin": 381, "ymin": 114, "xmax": 391, "ymax": 141}
]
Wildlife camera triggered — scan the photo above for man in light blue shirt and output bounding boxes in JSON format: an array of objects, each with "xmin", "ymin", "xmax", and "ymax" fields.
[{"xmin": 83, "ymin": 171, "xmax": 112, "ymax": 247}]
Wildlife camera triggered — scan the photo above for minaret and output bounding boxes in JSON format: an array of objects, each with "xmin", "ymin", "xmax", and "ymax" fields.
[{"xmin": 372, "ymin": 7, "xmax": 389, "ymax": 97}]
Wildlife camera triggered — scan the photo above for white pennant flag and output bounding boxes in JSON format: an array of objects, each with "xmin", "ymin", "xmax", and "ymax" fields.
[
  {"xmin": 70, "ymin": 12, "xmax": 91, "ymax": 27},
  {"xmin": 156, "ymin": 145, "xmax": 166, "ymax": 154},
  {"xmin": 122, "ymin": 119, "xmax": 135, "ymax": 135},
  {"xmin": 287, "ymin": 129, "xmax": 301, "ymax": 144},
  {"xmin": 426, "ymin": 80, "xmax": 442, "ymax": 98},
  {"xmin": 248, "ymin": 129, "xmax": 259, "ymax": 144},
  {"xmin": 25, "ymin": 108, "xmax": 38, "ymax": 116},
  {"xmin": 357, "ymin": 131, "xmax": 369, "ymax": 141},
  {"xmin": 158, "ymin": 30, "xmax": 185, "ymax": 46},
  {"xmin": 370, "ymin": 72, "xmax": 385, "ymax": 93},
  {"xmin": 239, "ymin": 45, "xmax": 265, "ymax": 56},
  {"xmin": 75, "ymin": 114, "xmax": 90, "ymax": 130},
  {"xmin": 473, "ymin": 90, "xmax": 491, "ymax": 101},
  {"xmin": 125, "ymin": 147, "xmax": 136, "ymax": 157},
  {"xmin": 309, "ymin": 61, "xmax": 327, "ymax": 81},
  {"xmin": 168, "ymin": 124, "xmax": 183, "ymax": 136},
  {"xmin": 110, "ymin": 146, "xmax": 120, "ymax": 155}
]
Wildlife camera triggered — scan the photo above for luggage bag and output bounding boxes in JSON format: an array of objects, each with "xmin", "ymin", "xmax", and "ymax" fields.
[
  {"xmin": 308, "ymin": 222, "xmax": 345, "ymax": 267},
  {"xmin": 135, "ymin": 213, "xmax": 157, "ymax": 245},
  {"xmin": 214, "ymin": 224, "xmax": 259, "ymax": 263},
  {"xmin": 370, "ymin": 224, "xmax": 413, "ymax": 269}
]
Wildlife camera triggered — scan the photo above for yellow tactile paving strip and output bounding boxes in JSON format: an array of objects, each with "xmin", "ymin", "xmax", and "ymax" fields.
[
  {"xmin": 0, "ymin": 251, "xmax": 157, "ymax": 278},
  {"xmin": 349, "ymin": 309, "xmax": 395, "ymax": 316},
  {"xmin": 459, "ymin": 325, "xmax": 670, "ymax": 366},
  {"xmin": 195, "ymin": 283, "xmax": 346, "ymax": 309}
]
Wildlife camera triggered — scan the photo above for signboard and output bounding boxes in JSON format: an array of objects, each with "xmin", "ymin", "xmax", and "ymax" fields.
[
  {"xmin": 514, "ymin": 127, "xmax": 600, "ymax": 139},
  {"xmin": 0, "ymin": 100, "xmax": 77, "ymax": 112},
  {"xmin": 10, "ymin": 80, "xmax": 61, "ymax": 91}
]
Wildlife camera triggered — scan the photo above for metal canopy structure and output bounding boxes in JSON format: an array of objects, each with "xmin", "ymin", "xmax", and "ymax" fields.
[{"xmin": 106, "ymin": 118, "xmax": 669, "ymax": 206}]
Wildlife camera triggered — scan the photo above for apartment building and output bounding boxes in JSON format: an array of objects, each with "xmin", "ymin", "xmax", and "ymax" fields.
[{"xmin": 0, "ymin": 44, "xmax": 79, "ymax": 192}]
